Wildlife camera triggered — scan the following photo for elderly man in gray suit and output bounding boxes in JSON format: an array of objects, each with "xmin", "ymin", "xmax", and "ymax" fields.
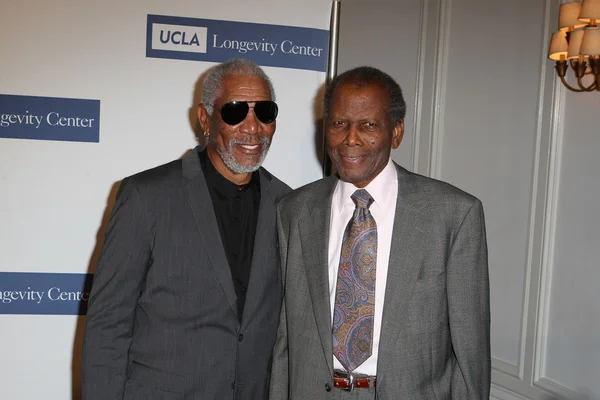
[
  {"xmin": 270, "ymin": 66, "xmax": 490, "ymax": 399},
  {"xmin": 82, "ymin": 59, "xmax": 290, "ymax": 399}
]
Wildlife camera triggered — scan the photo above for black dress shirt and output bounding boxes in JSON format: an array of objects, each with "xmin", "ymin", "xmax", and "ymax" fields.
[{"xmin": 199, "ymin": 150, "xmax": 260, "ymax": 320}]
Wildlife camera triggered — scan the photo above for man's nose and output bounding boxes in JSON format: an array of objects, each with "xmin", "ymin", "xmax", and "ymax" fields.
[
  {"xmin": 239, "ymin": 109, "xmax": 261, "ymax": 134},
  {"xmin": 343, "ymin": 124, "xmax": 362, "ymax": 146}
]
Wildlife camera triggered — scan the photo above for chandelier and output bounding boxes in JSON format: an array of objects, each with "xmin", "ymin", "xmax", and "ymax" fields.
[{"xmin": 548, "ymin": 0, "xmax": 600, "ymax": 92}]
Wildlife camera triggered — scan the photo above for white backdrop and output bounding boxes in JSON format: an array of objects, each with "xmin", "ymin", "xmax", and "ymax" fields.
[{"xmin": 0, "ymin": 0, "xmax": 331, "ymax": 398}]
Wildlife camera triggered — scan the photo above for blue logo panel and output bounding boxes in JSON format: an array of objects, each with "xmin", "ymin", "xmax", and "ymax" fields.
[
  {"xmin": 0, "ymin": 94, "xmax": 100, "ymax": 143},
  {"xmin": 146, "ymin": 15, "xmax": 329, "ymax": 72},
  {"xmin": 0, "ymin": 272, "xmax": 94, "ymax": 315}
]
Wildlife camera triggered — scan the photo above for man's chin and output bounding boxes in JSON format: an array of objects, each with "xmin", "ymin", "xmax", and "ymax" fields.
[
  {"xmin": 336, "ymin": 171, "xmax": 370, "ymax": 187},
  {"xmin": 337, "ymin": 173, "xmax": 360, "ymax": 183},
  {"xmin": 229, "ymin": 159, "xmax": 262, "ymax": 174},
  {"xmin": 239, "ymin": 156, "xmax": 261, "ymax": 165}
]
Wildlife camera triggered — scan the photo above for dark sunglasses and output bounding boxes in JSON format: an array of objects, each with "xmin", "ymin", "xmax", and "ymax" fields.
[{"xmin": 216, "ymin": 100, "xmax": 278, "ymax": 125}]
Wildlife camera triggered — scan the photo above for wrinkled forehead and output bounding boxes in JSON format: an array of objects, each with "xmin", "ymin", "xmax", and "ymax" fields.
[{"xmin": 217, "ymin": 75, "xmax": 272, "ymax": 102}]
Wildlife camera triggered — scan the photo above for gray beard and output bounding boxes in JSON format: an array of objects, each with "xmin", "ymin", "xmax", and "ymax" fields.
[{"xmin": 216, "ymin": 136, "xmax": 271, "ymax": 174}]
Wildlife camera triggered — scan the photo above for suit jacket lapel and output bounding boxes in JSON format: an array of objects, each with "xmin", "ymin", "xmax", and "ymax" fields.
[
  {"xmin": 299, "ymin": 176, "xmax": 338, "ymax": 374},
  {"xmin": 241, "ymin": 168, "xmax": 275, "ymax": 330},
  {"xmin": 377, "ymin": 163, "xmax": 429, "ymax": 383},
  {"xmin": 182, "ymin": 148, "xmax": 238, "ymax": 319}
]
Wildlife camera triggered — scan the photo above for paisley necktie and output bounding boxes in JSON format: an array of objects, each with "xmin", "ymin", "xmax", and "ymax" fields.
[{"xmin": 332, "ymin": 189, "xmax": 377, "ymax": 371}]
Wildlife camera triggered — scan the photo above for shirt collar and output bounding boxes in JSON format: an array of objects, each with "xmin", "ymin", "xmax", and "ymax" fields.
[{"xmin": 334, "ymin": 158, "xmax": 397, "ymax": 212}]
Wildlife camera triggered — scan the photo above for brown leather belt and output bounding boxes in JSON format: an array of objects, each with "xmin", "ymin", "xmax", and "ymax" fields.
[{"xmin": 333, "ymin": 373, "xmax": 376, "ymax": 391}]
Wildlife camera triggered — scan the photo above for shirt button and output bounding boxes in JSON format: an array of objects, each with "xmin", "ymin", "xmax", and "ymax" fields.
[
  {"xmin": 325, "ymin": 383, "xmax": 331, "ymax": 392},
  {"xmin": 238, "ymin": 333, "xmax": 244, "ymax": 342}
]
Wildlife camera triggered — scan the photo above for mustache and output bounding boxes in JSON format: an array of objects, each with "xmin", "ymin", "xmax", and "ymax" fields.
[{"xmin": 230, "ymin": 136, "xmax": 271, "ymax": 146}]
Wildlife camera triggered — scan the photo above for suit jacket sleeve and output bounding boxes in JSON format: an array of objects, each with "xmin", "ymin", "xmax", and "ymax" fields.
[
  {"xmin": 270, "ymin": 202, "xmax": 290, "ymax": 399},
  {"xmin": 447, "ymin": 199, "xmax": 491, "ymax": 399},
  {"xmin": 81, "ymin": 178, "xmax": 151, "ymax": 400}
]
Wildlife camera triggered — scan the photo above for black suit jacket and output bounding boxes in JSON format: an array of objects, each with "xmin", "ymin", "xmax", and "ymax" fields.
[{"xmin": 82, "ymin": 147, "xmax": 291, "ymax": 399}]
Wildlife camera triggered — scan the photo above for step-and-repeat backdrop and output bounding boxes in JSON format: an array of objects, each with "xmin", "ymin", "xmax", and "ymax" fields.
[{"xmin": 0, "ymin": 0, "xmax": 330, "ymax": 397}]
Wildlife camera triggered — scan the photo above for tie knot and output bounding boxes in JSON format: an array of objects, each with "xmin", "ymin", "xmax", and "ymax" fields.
[{"xmin": 351, "ymin": 189, "xmax": 374, "ymax": 209}]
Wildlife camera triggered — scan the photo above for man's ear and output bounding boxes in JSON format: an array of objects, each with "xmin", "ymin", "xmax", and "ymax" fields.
[
  {"xmin": 197, "ymin": 104, "xmax": 212, "ymax": 135},
  {"xmin": 391, "ymin": 119, "xmax": 404, "ymax": 149}
]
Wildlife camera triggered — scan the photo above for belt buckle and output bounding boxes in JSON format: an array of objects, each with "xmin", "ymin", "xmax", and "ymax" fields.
[
  {"xmin": 336, "ymin": 370, "xmax": 355, "ymax": 392},
  {"xmin": 346, "ymin": 373, "xmax": 355, "ymax": 392}
]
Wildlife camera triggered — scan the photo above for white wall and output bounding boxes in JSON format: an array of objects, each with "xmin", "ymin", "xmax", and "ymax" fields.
[
  {"xmin": 336, "ymin": 0, "xmax": 422, "ymax": 168},
  {"xmin": 337, "ymin": 0, "xmax": 600, "ymax": 399},
  {"xmin": 544, "ymin": 69, "xmax": 600, "ymax": 398}
]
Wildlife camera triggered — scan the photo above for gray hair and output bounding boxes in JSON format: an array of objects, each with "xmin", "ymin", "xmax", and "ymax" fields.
[
  {"xmin": 324, "ymin": 66, "xmax": 406, "ymax": 126},
  {"xmin": 202, "ymin": 59, "xmax": 275, "ymax": 115}
]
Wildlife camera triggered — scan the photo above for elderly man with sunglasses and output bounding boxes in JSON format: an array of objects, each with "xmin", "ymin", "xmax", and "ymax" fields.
[{"xmin": 82, "ymin": 59, "xmax": 290, "ymax": 400}]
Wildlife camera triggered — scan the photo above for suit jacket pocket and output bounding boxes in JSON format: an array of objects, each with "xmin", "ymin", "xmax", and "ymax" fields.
[{"xmin": 126, "ymin": 360, "xmax": 185, "ymax": 394}]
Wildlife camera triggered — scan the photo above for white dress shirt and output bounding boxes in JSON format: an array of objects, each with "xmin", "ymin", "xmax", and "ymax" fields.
[{"xmin": 328, "ymin": 158, "xmax": 398, "ymax": 376}]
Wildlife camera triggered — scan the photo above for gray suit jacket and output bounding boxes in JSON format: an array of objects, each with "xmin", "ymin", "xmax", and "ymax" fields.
[
  {"xmin": 82, "ymin": 147, "xmax": 291, "ymax": 400},
  {"xmin": 270, "ymin": 163, "xmax": 490, "ymax": 399}
]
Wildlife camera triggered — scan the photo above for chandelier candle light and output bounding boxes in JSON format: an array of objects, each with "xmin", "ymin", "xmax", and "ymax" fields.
[{"xmin": 548, "ymin": 0, "xmax": 600, "ymax": 91}]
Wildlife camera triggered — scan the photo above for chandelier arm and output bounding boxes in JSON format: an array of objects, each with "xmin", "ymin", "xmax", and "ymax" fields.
[
  {"xmin": 559, "ymin": 75, "xmax": 586, "ymax": 92},
  {"xmin": 576, "ymin": 77, "xmax": 597, "ymax": 91},
  {"xmin": 575, "ymin": 60, "xmax": 594, "ymax": 76},
  {"xmin": 590, "ymin": 59, "xmax": 600, "ymax": 90}
]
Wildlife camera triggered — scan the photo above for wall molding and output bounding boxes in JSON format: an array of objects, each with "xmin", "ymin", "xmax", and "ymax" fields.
[
  {"xmin": 409, "ymin": 0, "xmax": 450, "ymax": 178},
  {"xmin": 491, "ymin": 384, "xmax": 533, "ymax": 400},
  {"xmin": 428, "ymin": 0, "xmax": 451, "ymax": 180},
  {"xmin": 411, "ymin": 0, "xmax": 428, "ymax": 174},
  {"xmin": 411, "ymin": 0, "xmax": 447, "ymax": 178},
  {"xmin": 518, "ymin": 0, "xmax": 563, "ymax": 384},
  {"xmin": 493, "ymin": 358, "xmax": 521, "ymax": 379},
  {"xmin": 535, "ymin": 378, "xmax": 578, "ymax": 399},
  {"xmin": 528, "ymin": 1, "xmax": 580, "ymax": 397},
  {"xmin": 532, "ymin": 75, "xmax": 564, "ymax": 387}
]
